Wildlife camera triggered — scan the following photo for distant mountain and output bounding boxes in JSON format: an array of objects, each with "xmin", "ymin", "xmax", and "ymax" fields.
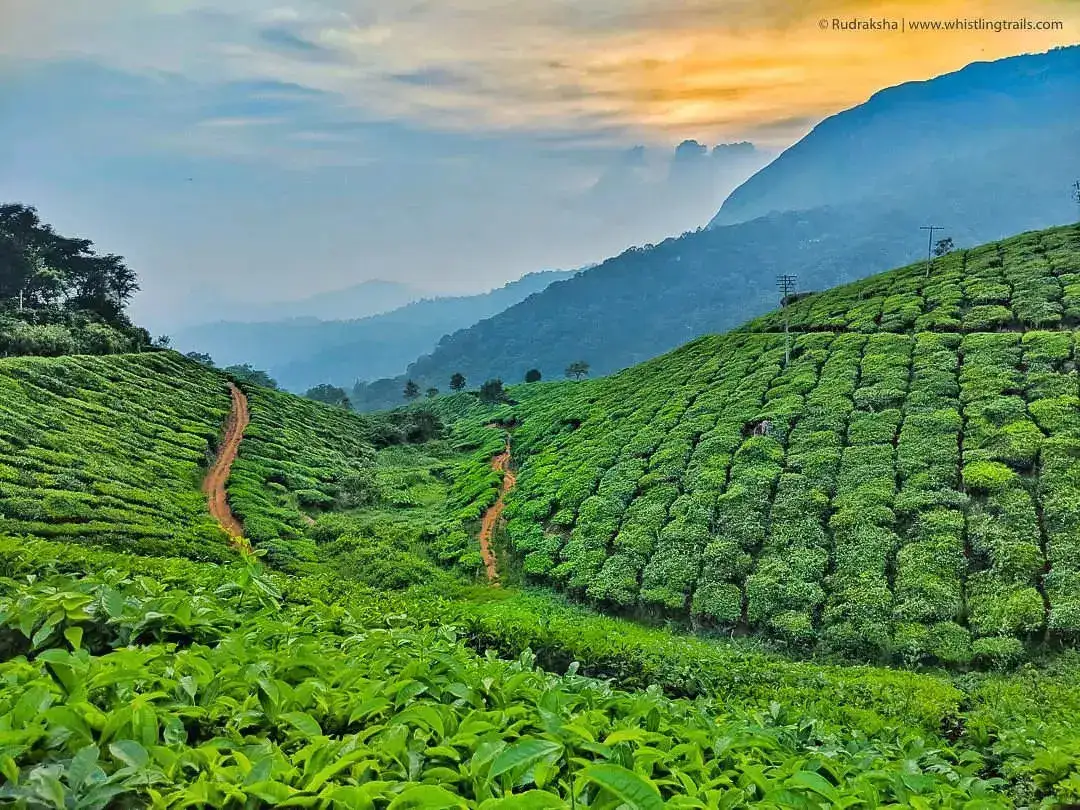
[
  {"xmin": 160, "ymin": 279, "xmax": 427, "ymax": 331},
  {"xmin": 174, "ymin": 270, "xmax": 576, "ymax": 392},
  {"xmin": 710, "ymin": 46, "xmax": 1080, "ymax": 227},
  {"xmin": 351, "ymin": 47, "xmax": 1080, "ymax": 411},
  {"xmin": 242, "ymin": 279, "xmax": 427, "ymax": 323}
]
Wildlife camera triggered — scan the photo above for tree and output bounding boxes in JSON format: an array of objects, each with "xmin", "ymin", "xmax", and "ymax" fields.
[
  {"xmin": 403, "ymin": 380, "xmax": 421, "ymax": 400},
  {"xmin": 449, "ymin": 373, "xmax": 466, "ymax": 392},
  {"xmin": 305, "ymin": 383, "xmax": 351, "ymax": 409},
  {"xmin": 479, "ymin": 378, "xmax": 506, "ymax": 404},
  {"xmin": 934, "ymin": 237, "xmax": 955, "ymax": 258},
  {"xmin": 525, "ymin": 368, "xmax": 542, "ymax": 383},
  {"xmin": 0, "ymin": 203, "xmax": 139, "ymax": 321},
  {"xmin": 565, "ymin": 361, "xmax": 590, "ymax": 380},
  {"xmin": 185, "ymin": 351, "xmax": 214, "ymax": 366},
  {"xmin": 152, "ymin": 335, "xmax": 172, "ymax": 349},
  {"xmin": 224, "ymin": 364, "xmax": 278, "ymax": 390},
  {"xmin": 426, "ymin": 387, "xmax": 439, "ymax": 398}
]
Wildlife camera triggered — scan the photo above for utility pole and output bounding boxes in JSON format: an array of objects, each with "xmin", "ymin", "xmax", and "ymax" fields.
[
  {"xmin": 920, "ymin": 225, "xmax": 944, "ymax": 279},
  {"xmin": 776, "ymin": 274, "xmax": 798, "ymax": 367}
]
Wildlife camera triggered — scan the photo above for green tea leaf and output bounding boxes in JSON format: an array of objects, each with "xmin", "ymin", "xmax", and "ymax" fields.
[
  {"xmin": 490, "ymin": 739, "xmax": 564, "ymax": 780},
  {"xmin": 387, "ymin": 784, "xmax": 467, "ymax": 810},
  {"xmin": 581, "ymin": 763, "xmax": 664, "ymax": 810}
]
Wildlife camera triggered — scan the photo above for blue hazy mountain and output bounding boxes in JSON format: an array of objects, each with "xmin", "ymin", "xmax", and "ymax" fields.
[{"xmin": 174, "ymin": 269, "xmax": 576, "ymax": 392}]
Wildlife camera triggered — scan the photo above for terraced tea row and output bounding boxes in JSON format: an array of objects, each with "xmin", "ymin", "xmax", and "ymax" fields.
[
  {"xmin": 746, "ymin": 225, "xmax": 1078, "ymax": 333},
  {"xmin": 0, "ymin": 353, "xmax": 235, "ymax": 561},
  {"xmin": 502, "ymin": 225, "xmax": 1080, "ymax": 664},
  {"xmin": 0, "ymin": 352, "xmax": 443, "ymax": 568}
]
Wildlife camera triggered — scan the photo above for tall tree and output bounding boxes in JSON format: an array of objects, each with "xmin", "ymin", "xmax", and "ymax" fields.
[
  {"xmin": 933, "ymin": 237, "xmax": 955, "ymax": 257},
  {"xmin": 403, "ymin": 379, "xmax": 421, "ymax": 400},
  {"xmin": 478, "ymin": 379, "xmax": 506, "ymax": 404},
  {"xmin": 449, "ymin": 372, "xmax": 466, "ymax": 392},
  {"xmin": 525, "ymin": 368, "xmax": 542, "ymax": 383},
  {"xmin": 565, "ymin": 361, "xmax": 590, "ymax": 380},
  {"xmin": 0, "ymin": 203, "xmax": 139, "ymax": 319},
  {"xmin": 306, "ymin": 383, "xmax": 351, "ymax": 409}
]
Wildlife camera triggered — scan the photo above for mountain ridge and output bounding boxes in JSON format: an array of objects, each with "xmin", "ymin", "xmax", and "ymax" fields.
[{"xmin": 350, "ymin": 47, "xmax": 1080, "ymax": 410}]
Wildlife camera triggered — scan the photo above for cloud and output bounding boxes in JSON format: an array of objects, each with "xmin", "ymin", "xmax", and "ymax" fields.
[
  {"xmin": 258, "ymin": 25, "xmax": 337, "ymax": 57},
  {"xmin": 1, "ymin": 0, "xmax": 1076, "ymax": 155}
]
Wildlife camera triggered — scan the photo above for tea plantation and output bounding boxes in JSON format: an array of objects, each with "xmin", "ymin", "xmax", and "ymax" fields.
[
  {"xmin": 0, "ymin": 353, "xmax": 236, "ymax": 562},
  {"xmin": 2, "ymin": 225, "xmax": 1080, "ymax": 805},
  {"xmin": 0, "ymin": 351, "xmax": 437, "ymax": 568},
  {"xmin": 502, "ymin": 224, "xmax": 1080, "ymax": 665}
]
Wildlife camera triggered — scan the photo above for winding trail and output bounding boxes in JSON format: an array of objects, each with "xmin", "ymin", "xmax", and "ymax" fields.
[
  {"xmin": 203, "ymin": 382, "xmax": 249, "ymax": 542},
  {"xmin": 478, "ymin": 436, "xmax": 515, "ymax": 585}
]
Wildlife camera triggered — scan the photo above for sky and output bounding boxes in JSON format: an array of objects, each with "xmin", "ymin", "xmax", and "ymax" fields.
[{"xmin": 1, "ymin": 0, "xmax": 1077, "ymax": 329}]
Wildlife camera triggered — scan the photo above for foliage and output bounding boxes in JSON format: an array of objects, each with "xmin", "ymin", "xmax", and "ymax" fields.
[
  {"xmin": 305, "ymin": 383, "xmax": 352, "ymax": 409},
  {"xmin": 224, "ymin": 363, "xmax": 279, "ymax": 390},
  {"xmin": 565, "ymin": 362, "xmax": 590, "ymax": 380},
  {"xmin": 185, "ymin": 351, "xmax": 214, "ymax": 366},
  {"xmin": 479, "ymin": 379, "xmax": 508, "ymax": 404},
  {"xmin": 0, "ymin": 204, "xmax": 150, "ymax": 357},
  {"xmin": 0, "ymin": 559, "xmax": 1019, "ymax": 809}
]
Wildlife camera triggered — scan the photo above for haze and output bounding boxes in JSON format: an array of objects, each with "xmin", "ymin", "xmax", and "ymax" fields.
[{"xmin": 1, "ymin": 0, "xmax": 1076, "ymax": 330}]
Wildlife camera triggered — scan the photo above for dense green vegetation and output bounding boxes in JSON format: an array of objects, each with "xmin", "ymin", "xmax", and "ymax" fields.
[
  {"xmin": 0, "ymin": 544, "xmax": 1013, "ymax": 809},
  {"xmin": 0, "ymin": 204, "xmax": 152, "ymax": 356},
  {"xmin": 3, "ymin": 528, "xmax": 1080, "ymax": 807},
  {"xmin": 0, "ymin": 352, "xmax": 448, "ymax": 573},
  {"xmin": 0, "ymin": 353, "xmax": 234, "ymax": 561},
  {"xmin": 496, "ymin": 225, "xmax": 1080, "ymax": 665}
]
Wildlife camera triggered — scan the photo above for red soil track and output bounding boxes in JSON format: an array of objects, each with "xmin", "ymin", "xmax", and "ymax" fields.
[
  {"xmin": 203, "ymin": 383, "xmax": 249, "ymax": 542},
  {"xmin": 479, "ymin": 438, "xmax": 515, "ymax": 585}
]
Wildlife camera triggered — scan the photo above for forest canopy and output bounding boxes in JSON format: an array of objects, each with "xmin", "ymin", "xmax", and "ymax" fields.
[{"xmin": 0, "ymin": 203, "xmax": 151, "ymax": 356}]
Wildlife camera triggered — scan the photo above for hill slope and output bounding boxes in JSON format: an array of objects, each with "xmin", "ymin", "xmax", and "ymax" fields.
[
  {"xmin": 356, "ymin": 48, "xmax": 1080, "ymax": 409},
  {"xmin": 0, "ymin": 352, "xmax": 437, "ymax": 566},
  {"xmin": 498, "ymin": 224, "xmax": 1080, "ymax": 664}
]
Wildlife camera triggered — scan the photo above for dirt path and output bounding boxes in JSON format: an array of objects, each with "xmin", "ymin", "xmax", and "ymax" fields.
[
  {"xmin": 478, "ymin": 437, "xmax": 515, "ymax": 585},
  {"xmin": 203, "ymin": 382, "xmax": 249, "ymax": 542}
]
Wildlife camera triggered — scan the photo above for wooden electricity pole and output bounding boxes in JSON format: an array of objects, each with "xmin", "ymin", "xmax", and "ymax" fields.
[
  {"xmin": 920, "ymin": 225, "xmax": 944, "ymax": 278},
  {"xmin": 776, "ymin": 274, "xmax": 798, "ymax": 367}
]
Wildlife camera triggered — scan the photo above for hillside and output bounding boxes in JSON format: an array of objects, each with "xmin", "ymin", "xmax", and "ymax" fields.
[
  {"xmin": 0, "ymin": 351, "xmax": 442, "ymax": 568},
  {"xmin": 710, "ymin": 46, "xmax": 1080, "ymax": 227},
  {"xmin": 0, "ymin": 353, "xmax": 236, "ymax": 560},
  {"xmin": 353, "ymin": 48, "xmax": 1080, "ymax": 409},
  {"xmin": 175, "ymin": 270, "xmax": 574, "ymax": 393},
  {"xmin": 495, "ymin": 224, "xmax": 1080, "ymax": 665}
]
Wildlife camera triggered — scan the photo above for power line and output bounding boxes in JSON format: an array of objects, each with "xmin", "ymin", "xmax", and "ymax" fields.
[
  {"xmin": 920, "ymin": 225, "xmax": 944, "ymax": 278},
  {"xmin": 776, "ymin": 274, "xmax": 798, "ymax": 366}
]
